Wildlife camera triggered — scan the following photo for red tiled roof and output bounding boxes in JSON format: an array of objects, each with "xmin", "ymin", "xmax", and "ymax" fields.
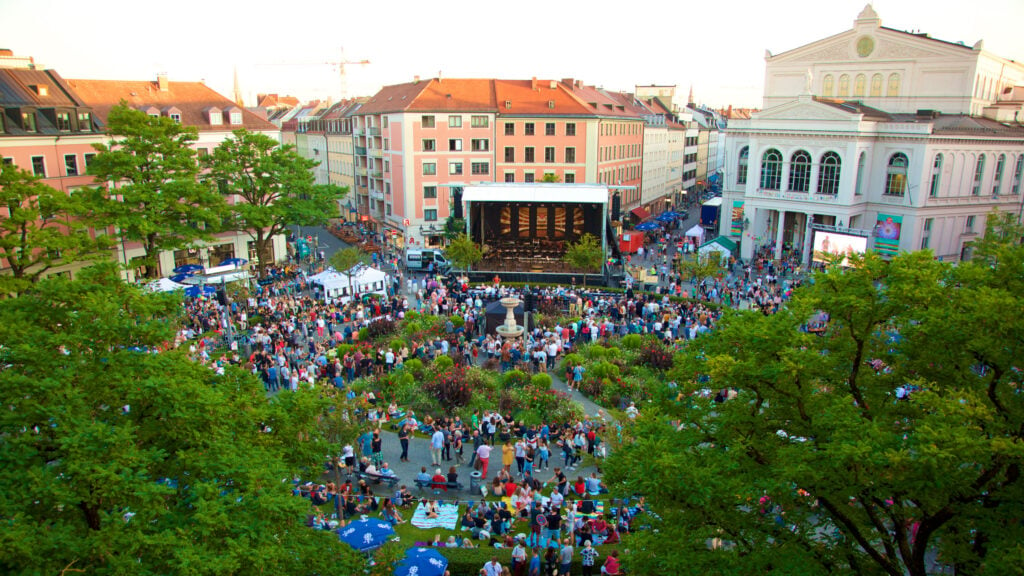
[
  {"xmin": 67, "ymin": 78, "xmax": 277, "ymax": 132},
  {"xmin": 357, "ymin": 81, "xmax": 433, "ymax": 114},
  {"xmin": 563, "ymin": 84, "xmax": 646, "ymax": 119},
  {"xmin": 407, "ymin": 78, "xmax": 497, "ymax": 111},
  {"xmin": 492, "ymin": 79, "xmax": 592, "ymax": 116}
]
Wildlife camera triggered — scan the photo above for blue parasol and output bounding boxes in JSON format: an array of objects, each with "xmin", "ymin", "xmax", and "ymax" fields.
[
  {"xmin": 656, "ymin": 211, "xmax": 682, "ymax": 222},
  {"xmin": 394, "ymin": 547, "xmax": 448, "ymax": 576},
  {"xmin": 218, "ymin": 258, "xmax": 249, "ymax": 267},
  {"xmin": 183, "ymin": 285, "xmax": 217, "ymax": 298},
  {"xmin": 337, "ymin": 518, "xmax": 394, "ymax": 552},
  {"xmin": 172, "ymin": 264, "xmax": 204, "ymax": 275},
  {"xmin": 633, "ymin": 222, "xmax": 661, "ymax": 232}
]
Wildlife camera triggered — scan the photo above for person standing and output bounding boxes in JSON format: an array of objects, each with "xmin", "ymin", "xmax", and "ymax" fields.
[
  {"xmin": 511, "ymin": 538, "xmax": 528, "ymax": 576},
  {"xmin": 558, "ymin": 538, "xmax": 573, "ymax": 576},
  {"xmin": 370, "ymin": 430, "xmax": 383, "ymax": 467},
  {"xmin": 483, "ymin": 556, "xmax": 503, "ymax": 576},
  {"xmin": 527, "ymin": 548, "xmax": 541, "ymax": 576},
  {"xmin": 476, "ymin": 440, "xmax": 492, "ymax": 479},
  {"xmin": 398, "ymin": 424, "xmax": 411, "ymax": 462},
  {"xmin": 579, "ymin": 541, "xmax": 599, "ymax": 576},
  {"xmin": 430, "ymin": 426, "xmax": 445, "ymax": 467}
]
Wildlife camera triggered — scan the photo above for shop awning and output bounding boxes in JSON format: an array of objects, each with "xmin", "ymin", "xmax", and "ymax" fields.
[{"xmin": 630, "ymin": 206, "xmax": 650, "ymax": 220}]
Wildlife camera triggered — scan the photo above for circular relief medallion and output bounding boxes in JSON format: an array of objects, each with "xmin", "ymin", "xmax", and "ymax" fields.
[{"xmin": 857, "ymin": 35, "xmax": 875, "ymax": 57}]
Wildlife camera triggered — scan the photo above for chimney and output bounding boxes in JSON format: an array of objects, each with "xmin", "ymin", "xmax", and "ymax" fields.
[
  {"xmin": 157, "ymin": 73, "xmax": 169, "ymax": 92},
  {"xmin": 561, "ymin": 78, "xmax": 575, "ymax": 87},
  {"xmin": 413, "ymin": 75, "xmax": 420, "ymax": 83},
  {"xmin": 531, "ymin": 77, "xmax": 537, "ymax": 91}
]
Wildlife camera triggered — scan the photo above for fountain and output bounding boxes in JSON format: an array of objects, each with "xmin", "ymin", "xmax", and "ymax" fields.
[{"xmin": 494, "ymin": 297, "xmax": 525, "ymax": 340}]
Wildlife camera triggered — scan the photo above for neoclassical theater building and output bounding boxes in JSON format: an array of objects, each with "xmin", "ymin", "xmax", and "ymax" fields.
[{"xmin": 721, "ymin": 5, "xmax": 1024, "ymax": 263}]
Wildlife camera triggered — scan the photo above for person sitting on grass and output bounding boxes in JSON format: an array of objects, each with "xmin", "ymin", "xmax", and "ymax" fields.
[
  {"xmin": 425, "ymin": 499, "xmax": 441, "ymax": 520},
  {"xmin": 381, "ymin": 498, "xmax": 405, "ymax": 525}
]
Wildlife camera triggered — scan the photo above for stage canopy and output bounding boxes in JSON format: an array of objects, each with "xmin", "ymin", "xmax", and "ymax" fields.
[{"xmin": 462, "ymin": 182, "xmax": 608, "ymax": 205}]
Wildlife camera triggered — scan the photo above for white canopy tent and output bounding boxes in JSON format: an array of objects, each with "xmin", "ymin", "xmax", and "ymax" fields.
[
  {"xmin": 147, "ymin": 278, "xmax": 186, "ymax": 292},
  {"xmin": 685, "ymin": 224, "xmax": 705, "ymax": 240},
  {"xmin": 308, "ymin": 266, "xmax": 390, "ymax": 304}
]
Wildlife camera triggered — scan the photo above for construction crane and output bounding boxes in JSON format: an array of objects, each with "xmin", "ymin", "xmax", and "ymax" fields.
[{"xmin": 257, "ymin": 50, "xmax": 370, "ymax": 100}]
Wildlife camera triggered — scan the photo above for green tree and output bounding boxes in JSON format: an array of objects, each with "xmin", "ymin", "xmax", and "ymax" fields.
[
  {"xmin": 605, "ymin": 246, "xmax": 1024, "ymax": 576},
  {"xmin": 0, "ymin": 166, "xmax": 110, "ymax": 295},
  {"xmin": 329, "ymin": 246, "xmax": 371, "ymax": 301},
  {"xmin": 443, "ymin": 215, "xmax": 466, "ymax": 240},
  {"xmin": 541, "ymin": 173, "xmax": 562, "ymax": 183},
  {"xmin": 444, "ymin": 232, "xmax": 482, "ymax": 274},
  {"xmin": 563, "ymin": 232, "xmax": 603, "ymax": 287},
  {"xmin": 675, "ymin": 250, "xmax": 725, "ymax": 293},
  {"xmin": 82, "ymin": 103, "xmax": 224, "ymax": 278},
  {"xmin": 204, "ymin": 129, "xmax": 346, "ymax": 277},
  {"xmin": 0, "ymin": 264, "xmax": 364, "ymax": 575}
]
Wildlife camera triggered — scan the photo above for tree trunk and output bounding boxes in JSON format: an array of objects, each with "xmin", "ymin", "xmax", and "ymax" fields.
[{"xmin": 255, "ymin": 233, "xmax": 272, "ymax": 278}]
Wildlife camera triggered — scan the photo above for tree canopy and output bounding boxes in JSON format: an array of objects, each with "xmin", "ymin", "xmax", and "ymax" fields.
[
  {"xmin": 204, "ymin": 129, "xmax": 346, "ymax": 277},
  {"xmin": 82, "ymin": 103, "xmax": 224, "ymax": 278},
  {"xmin": 605, "ymin": 228, "xmax": 1024, "ymax": 576},
  {"xmin": 444, "ymin": 233, "xmax": 482, "ymax": 273},
  {"xmin": 563, "ymin": 232, "xmax": 603, "ymax": 287},
  {"xmin": 0, "ymin": 165, "xmax": 110, "ymax": 295},
  {"xmin": 0, "ymin": 264, "xmax": 363, "ymax": 575}
]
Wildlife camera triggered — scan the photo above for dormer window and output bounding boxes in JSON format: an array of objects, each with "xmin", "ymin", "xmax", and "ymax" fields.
[
  {"xmin": 162, "ymin": 106, "xmax": 182, "ymax": 123},
  {"xmin": 77, "ymin": 111, "xmax": 92, "ymax": 132},
  {"xmin": 55, "ymin": 111, "xmax": 72, "ymax": 131},
  {"xmin": 225, "ymin": 106, "xmax": 243, "ymax": 125},
  {"xmin": 22, "ymin": 111, "xmax": 37, "ymax": 133},
  {"xmin": 30, "ymin": 84, "xmax": 49, "ymax": 97},
  {"xmin": 205, "ymin": 106, "xmax": 223, "ymax": 125},
  {"xmin": 141, "ymin": 105, "xmax": 159, "ymax": 117}
]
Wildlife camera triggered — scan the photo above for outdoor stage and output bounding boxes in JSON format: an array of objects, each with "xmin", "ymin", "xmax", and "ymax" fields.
[{"xmin": 462, "ymin": 183, "xmax": 611, "ymax": 283}]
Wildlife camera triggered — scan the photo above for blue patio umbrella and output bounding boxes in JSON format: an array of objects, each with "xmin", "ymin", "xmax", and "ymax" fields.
[
  {"xmin": 633, "ymin": 222, "xmax": 661, "ymax": 232},
  {"xmin": 183, "ymin": 285, "xmax": 217, "ymax": 298},
  {"xmin": 218, "ymin": 258, "xmax": 249, "ymax": 267},
  {"xmin": 394, "ymin": 547, "xmax": 448, "ymax": 576},
  {"xmin": 337, "ymin": 518, "xmax": 395, "ymax": 552},
  {"xmin": 656, "ymin": 211, "xmax": 682, "ymax": 222},
  {"xmin": 172, "ymin": 264, "xmax": 204, "ymax": 275},
  {"xmin": 168, "ymin": 274, "xmax": 194, "ymax": 283}
]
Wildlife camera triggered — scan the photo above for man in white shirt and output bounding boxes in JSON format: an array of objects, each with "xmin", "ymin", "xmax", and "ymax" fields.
[
  {"xmin": 430, "ymin": 427, "xmax": 445, "ymax": 467},
  {"xmin": 482, "ymin": 557, "xmax": 502, "ymax": 576}
]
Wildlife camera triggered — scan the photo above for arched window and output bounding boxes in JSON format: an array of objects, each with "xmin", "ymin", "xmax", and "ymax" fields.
[
  {"xmin": 737, "ymin": 146, "xmax": 749, "ymax": 185},
  {"xmin": 855, "ymin": 152, "xmax": 866, "ymax": 196},
  {"xmin": 788, "ymin": 151, "xmax": 812, "ymax": 192},
  {"xmin": 838, "ymin": 74, "xmax": 850, "ymax": 96},
  {"xmin": 1013, "ymin": 155, "xmax": 1023, "ymax": 195},
  {"xmin": 817, "ymin": 152, "xmax": 841, "ymax": 195},
  {"xmin": 993, "ymin": 154, "xmax": 1005, "ymax": 196},
  {"xmin": 887, "ymin": 73, "xmax": 900, "ymax": 97},
  {"xmin": 929, "ymin": 154, "xmax": 943, "ymax": 197},
  {"xmin": 854, "ymin": 74, "xmax": 866, "ymax": 97},
  {"xmin": 761, "ymin": 149, "xmax": 782, "ymax": 190},
  {"xmin": 870, "ymin": 74, "xmax": 883, "ymax": 97},
  {"xmin": 822, "ymin": 74, "xmax": 834, "ymax": 97},
  {"xmin": 885, "ymin": 153, "xmax": 909, "ymax": 196},
  {"xmin": 972, "ymin": 154, "xmax": 986, "ymax": 196}
]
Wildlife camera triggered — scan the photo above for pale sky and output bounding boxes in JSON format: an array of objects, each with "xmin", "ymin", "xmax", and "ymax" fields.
[{"xmin": 3, "ymin": 0, "xmax": 1022, "ymax": 109}]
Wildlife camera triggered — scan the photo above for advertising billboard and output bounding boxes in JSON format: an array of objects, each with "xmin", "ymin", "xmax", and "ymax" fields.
[
  {"xmin": 874, "ymin": 213, "xmax": 903, "ymax": 256},
  {"xmin": 812, "ymin": 230, "xmax": 868, "ymax": 266}
]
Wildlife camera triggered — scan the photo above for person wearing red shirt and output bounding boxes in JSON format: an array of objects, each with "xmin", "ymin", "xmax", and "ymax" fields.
[{"xmin": 602, "ymin": 550, "xmax": 620, "ymax": 575}]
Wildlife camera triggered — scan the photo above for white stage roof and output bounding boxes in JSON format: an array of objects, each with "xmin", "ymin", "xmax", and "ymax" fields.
[{"xmin": 462, "ymin": 183, "xmax": 608, "ymax": 205}]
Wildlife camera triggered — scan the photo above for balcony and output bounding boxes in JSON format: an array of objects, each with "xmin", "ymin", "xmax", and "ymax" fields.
[
  {"xmin": 353, "ymin": 128, "xmax": 364, "ymax": 136},
  {"xmin": 370, "ymin": 170, "xmax": 383, "ymax": 179},
  {"xmin": 368, "ymin": 127, "xmax": 381, "ymax": 136},
  {"xmin": 354, "ymin": 146, "xmax": 367, "ymax": 156},
  {"xmin": 369, "ymin": 148, "xmax": 383, "ymax": 158},
  {"xmin": 370, "ymin": 189, "xmax": 385, "ymax": 201},
  {"xmin": 356, "ymin": 167, "xmax": 368, "ymax": 177},
  {"xmin": 747, "ymin": 188, "xmax": 840, "ymax": 204}
]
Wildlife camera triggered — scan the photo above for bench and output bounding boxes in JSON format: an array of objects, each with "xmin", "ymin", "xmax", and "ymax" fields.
[
  {"xmin": 355, "ymin": 471, "xmax": 400, "ymax": 488},
  {"xmin": 414, "ymin": 478, "xmax": 465, "ymax": 494}
]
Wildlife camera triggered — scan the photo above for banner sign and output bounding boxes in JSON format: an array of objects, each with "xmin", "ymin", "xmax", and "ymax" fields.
[
  {"xmin": 874, "ymin": 213, "xmax": 902, "ymax": 256},
  {"xmin": 730, "ymin": 201, "xmax": 744, "ymax": 236}
]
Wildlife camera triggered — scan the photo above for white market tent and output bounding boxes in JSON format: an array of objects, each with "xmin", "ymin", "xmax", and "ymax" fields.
[
  {"xmin": 308, "ymin": 266, "xmax": 390, "ymax": 303},
  {"xmin": 147, "ymin": 278, "xmax": 186, "ymax": 292},
  {"xmin": 685, "ymin": 224, "xmax": 705, "ymax": 240}
]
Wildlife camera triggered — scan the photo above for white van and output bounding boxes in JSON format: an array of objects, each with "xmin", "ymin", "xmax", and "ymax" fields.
[{"xmin": 405, "ymin": 249, "xmax": 451, "ymax": 273}]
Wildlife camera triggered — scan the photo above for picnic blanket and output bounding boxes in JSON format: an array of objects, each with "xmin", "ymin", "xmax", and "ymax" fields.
[
  {"xmin": 410, "ymin": 502, "xmax": 460, "ymax": 530},
  {"xmin": 574, "ymin": 501, "xmax": 605, "ymax": 520}
]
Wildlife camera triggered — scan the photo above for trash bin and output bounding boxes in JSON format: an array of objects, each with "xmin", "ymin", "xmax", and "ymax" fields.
[{"xmin": 469, "ymin": 471, "xmax": 483, "ymax": 493}]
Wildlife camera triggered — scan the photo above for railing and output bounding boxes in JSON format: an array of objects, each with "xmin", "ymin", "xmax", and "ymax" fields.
[
  {"xmin": 369, "ymin": 148, "xmax": 383, "ymax": 158},
  {"xmin": 368, "ymin": 127, "xmax": 381, "ymax": 136},
  {"xmin": 370, "ymin": 171, "xmax": 383, "ymax": 179},
  {"xmin": 354, "ymin": 146, "xmax": 367, "ymax": 156},
  {"xmin": 748, "ymin": 188, "xmax": 840, "ymax": 203},
  {"xmin": 353, "ymin": 128, "xmax": 364, "ymax": 136},
  {"xmin": 356, "ymin": 167, "xmax": 368, "ymax": 176}
]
